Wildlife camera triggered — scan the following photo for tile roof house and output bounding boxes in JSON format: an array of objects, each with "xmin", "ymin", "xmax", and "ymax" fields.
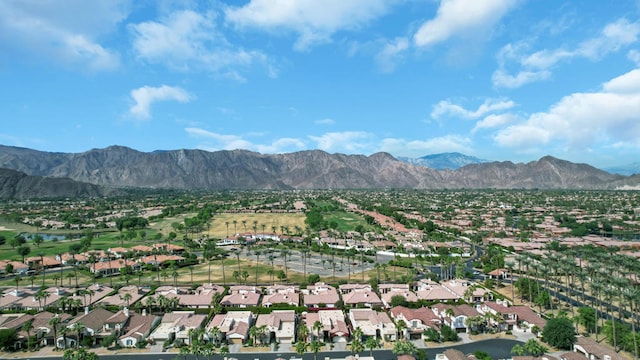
[
  {"xmin": 381, "ymin": 289, "xmax": 420, "ymax": 308},
  {"xmin": 342, "ymin": 289, "xmax": 383, "ymax": 308},
  {"xmin": 115, "ymin": 308, "xmax": 160, "ymax": 348},
  {"xmin": 254, "ymin": 310, "xmax": 296, "ymax": 343},
  {"xmin": 0, "ymin": 260, "xmax": 29, "ymax": 275},
  {"xmin": 348, "ymin": 308, "xmax": 397, "ymax": 342},
  {"xmin": 97, "ymin": 285, "xmax": 148, "ymax": 307},
  {"xmin": 432, "ymin": 304, "xmax": 480, "ymax": 333},
  {"xmin": 90, "ymin": 259, "xmax": 141, "ymax": 277},
  {"xmin": 390, "ymin": 306, "xmax": 441, "ymax": 339},
  {"xmin": 414, "ymin": 279, "xmax": 460, "ymax": 302},
  {"xmin": 31, "ymin": 311, "xmax": 72, "ymax": 347},
  {"xmin": 208, "ymin": 311, "xmax": 253, "ymax": 344},
  {"xmin": 435, "ymin": 348, "xmax": 475, "ymax": 360},
  {"xmin": 150, "ymin": 311, "xmax": 207, "ymax": 345},
  {"xmin": 220, "ymin": 286, "xmax": 261, "ymax": 308},
  {"xmin": 305, "ymin": 309, "xmax": 350, "ymax": 343},
  {"xmin": 154, "ymin": 284, "xmax": 224, "ymax": 309},
  {"xmin": 302, "ymin": 282, "xmax": 340, "ymax": 308},
  {"xmin": 572, "ymin": 337, "xmax": 627, "ymax": 360},
  {"xmin": 64, "ymin": 307, "xmax": 115, "ymax": 348}
]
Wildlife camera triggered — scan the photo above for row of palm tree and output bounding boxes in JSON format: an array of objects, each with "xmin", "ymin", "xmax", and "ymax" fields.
[{"xmin": 512, "ymin": 245, "xmax": 639, "ymax": 360}]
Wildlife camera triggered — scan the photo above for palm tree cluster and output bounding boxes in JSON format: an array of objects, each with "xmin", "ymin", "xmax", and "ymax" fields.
[{"xmin": 513, "ymin": 245, "xmax": 639, "ymax": 359}]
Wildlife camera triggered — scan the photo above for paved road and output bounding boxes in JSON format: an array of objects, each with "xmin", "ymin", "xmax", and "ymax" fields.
[{"xmin": 18, "ymin": 339, "xmax": 522, "ymax": 360}]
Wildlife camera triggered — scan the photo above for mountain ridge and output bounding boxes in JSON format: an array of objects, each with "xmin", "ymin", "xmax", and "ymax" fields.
[
  {"xmin": 0, "ymin": 145, "xmax": 637, "ymax": 197},
  {"xmin": 397, "ymin": 152, "xmax": 490, "ymax": 170}
]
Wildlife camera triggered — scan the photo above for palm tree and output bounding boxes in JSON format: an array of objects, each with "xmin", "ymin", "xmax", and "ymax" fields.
[
  {"xmin": 295, "ymin": 340, "xmax": 308, "ymax": 358},
  {"xmin": 313, "ymin": 320, "xmax": 323, "ymax": 341},
  {"xmin": 22, "ymin": 319, "xmax": 33, "ymax": 350},
  {"xmin": 309, "ymin": 339, "xmax": 323, "ymax": 360},
  {"xmin": 49, "ymin": 316, "xmax": 61, "ymax": 349},
  {"xmin": 396, "ymin": 319, "xmax": 407, "ymax": 340},
  {"xmin": 70, "ymin": 321, "xmax": 85, "ymax": 349},
  {"xmin": 366, "ymin": 336, "xmax": 380, "ymax": 357},
  {"xmin": 622, "ymin": 287, "xmax": 639, "ymax": 360},
  {"xmin": 603, "ymin": 285, "xmax": 618, "ymax": 351},
  {"xmin": 281, "ymin": 249, "xmax": 289, "ymax": 279},
  {"xmin": 254, "ymin": 250, "xmax": 262, "ymax": 285}
]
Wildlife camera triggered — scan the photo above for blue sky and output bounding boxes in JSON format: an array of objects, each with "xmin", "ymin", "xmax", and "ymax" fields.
[{"xmin": 1, "ymin": 0, "xmax": 640, "ymax": 168}]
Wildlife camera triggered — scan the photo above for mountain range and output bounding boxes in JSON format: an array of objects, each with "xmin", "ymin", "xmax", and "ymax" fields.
[
  {"xmin": 0, "ymin": 145, "xmax": 639, "ymax": 198},
  {"xmin": 397, "ymin": 152, "xmax": 489, "ymax": 170}
]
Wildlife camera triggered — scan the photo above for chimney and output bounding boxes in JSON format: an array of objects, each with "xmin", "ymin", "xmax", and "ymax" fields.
[
  {"xmin": 124, "ymin": 307, "xmax": 129, "ymax": 317},
  {"xmin": 142, "ymin": 309, "xmax": 147, "ymax": 317},
  {"xmin": 85, "ymin": 306, "xmax": 90, "ymax": 315}
]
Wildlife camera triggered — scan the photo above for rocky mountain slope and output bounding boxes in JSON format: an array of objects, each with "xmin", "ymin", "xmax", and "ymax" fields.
[
  {"xmin": 0, "ymin": 145, "xmax": 634, "ymax": 195},
  {"xmin": 0, "ymin": 167, "xmax": 118, "ymax": 199},
  {"xmin": 397, "ymin": 152, "xmax": 489, "ymax": 170}
]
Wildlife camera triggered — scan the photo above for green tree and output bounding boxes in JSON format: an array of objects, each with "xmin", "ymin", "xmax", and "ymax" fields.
[
  {"xmin": 365, "ymin": 336, "xmax": 380, "ymax": 357},
  {"xmin": 0, "ymin": 329, "xmax": 18, "ymax": 350},
  {"xmin": 309, "ymin": 340, "xmax": 323, "ymax": 360},
  {"xmin": 542, "ymin": 316, "xmax": 576, "ymax": 350},
  {"xmin": 577, "ymin": 307, "xmax": 596, "ymax": 334},
  {"xmin": 392, "ymin": 339, "xmax": 417, "ymax": 356},
  {"xmin": 295, "ymin": 340, "xmax": 308, "ymax": 357},
  {"xmin": 62, "ymin": 347, "xmax": 99, "ymax": 360},
  {"xmin": 524, "ymin": 339, "xmax": 548, "ymax": 357},
  {"xmin": 17, "ymin": 245, "xmax": 31, "ymax": 262}
]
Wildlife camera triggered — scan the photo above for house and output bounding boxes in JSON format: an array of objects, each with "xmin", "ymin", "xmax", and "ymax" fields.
[
  {"xmin": 572, "ymin": 336, "xmax": 627, "ymax": 360},
  {"xmin": 390, "ymin": 306, "xmax": 441, "ymax": 339},
  {"xmin": 477, "ymin": 300, "xmax": 517, "ymax": 331},
  {"xmin": 68, "ymin": 283, "xmax": 114, "ymax": 308},
  {"xmin": 208, "ymin": 311, "xmax": 253, "ymax": 344},
  {"xmin": 63, "ymin": 307, "xmax": 115, "ymax": 348},
  {"xmin": 113, "ymin": 308, "xmax": 160, "ymax": 348},
  {"xmin": 262, "ymin": 289, "xmax": 300, "ymax": 307},
  {"xmin": 153, "ymin": 243, "xmax": 185, "ymax": 254},
  {"xmin": 302, "ymin": 282, "xmax": 340, "ymax": 308},
  {"xmin": 432, "ymin": 304, "xmax": 480, "ymax": 333},
  {"xmin": 56, "ymin": 253, "xmax": 89, "ymax": 266},
  {"xmin": 254, "ymin": 310, "xmax": 296, "ymax": 344},
  {"xmin": 154, "ymin": 284, "xmax": 224, "ymax": 309},
  {"xmin": 32, "ymin": 311, "xmax": 72, "ymax": 347},
  {"xmin": 348, "ymin": 308, "xmax": 396, "ymax": 341},
  {"xmin": 342, "ymin": 289, "xmax": 383, "ymax": 308},
  {"xmin": 0, "ymin": 312, "xmax": 35, "ymax": 349},
  {"xmin": 139, "ymin": 254, "xmax": 185, "ymax": 268},
  {"xmin": 305, "ymin": 309, "xmax": 349, "ymax": 343},
  {"xmin": 150, "ymin": 311, "xmax": 207, "ymax": 345},
  {"xmin": 25, "ymin": 256, "xmax": 61, "ymax": 270},
  {"xmin": 435, "ymin": 349, "xmax": 475, "ymax": 360},
  {"xmin": 220, "ymin": 286, "xmax": 261, "ymax": 308},
  {"xmin": 90, "ymin": 259, "xmax": 140, "ymax": 277},
  {"xmin": 0, "ymin": 260, "xmax": 29, "ymax": 275},
  {"xmin": 14, "ymin": 286, "xmax": 69, "ymax": 311},
  {"xmin": 381, "ymin": 289, "xmax": 420, "ymax": 308},
  {"xmin": 97, "ymin": 285, "xmax": 148, "ymax": 307},
  {"xmin": 414, "ymin": 279, "xmax": 460, "ymax": 302},
  {"xmin": 487, "ymin": 268, "xmax": 509, "ymax": 280}
]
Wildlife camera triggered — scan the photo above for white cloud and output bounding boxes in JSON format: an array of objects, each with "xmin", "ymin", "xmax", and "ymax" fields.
[
  {"xmin": 380, "ymin": 135, "xmax": 473, "ymax": 157},
  {"xmin": 375, "ymin": 37, "xmax": 409, "ymax": 72},
  {"xmin": 431, "ymin": 98, "xmax": 515, "ymax": 119},
  {"xmin": 0, "ymin": 0, "xmax": 126, "ymax": 70},
  {"xmin": 129, "ymin": 85, "xmax": 193, "ymax": 119},
  {"xmin": 413, "ymin": 0, "xmax": 517, "ymax": 48},
  {"xmin": 308, "ymin": 131, "xmax": 373, "ymax": 153},
  {"xmin": 185, "ymin": 127, "xmax": 306, "ymax": 153},
  {"xmin": 315, "ymin": 118, "xmax": 336, "ymax": 125},
  {"xmin": 224, "ymin": 0, "xmax": 393, "ymax": 51},
  {"xmin": 493, "ymin": 68, "xmax": 640, "ymax": 151},
  {"xmin": 628, "ymin": 49, "xmax": 640, "ymax": 65},
  {"xmin": 494, "ymin": 18, "xmax": 640, "ymax": 88},
  {"xmin": 130, "ymin": 10, "xmax": 269, "ymax": 76},
  {"xmin": 473, "ymin": 113, "xmax": 519, "ymax": 133}
]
